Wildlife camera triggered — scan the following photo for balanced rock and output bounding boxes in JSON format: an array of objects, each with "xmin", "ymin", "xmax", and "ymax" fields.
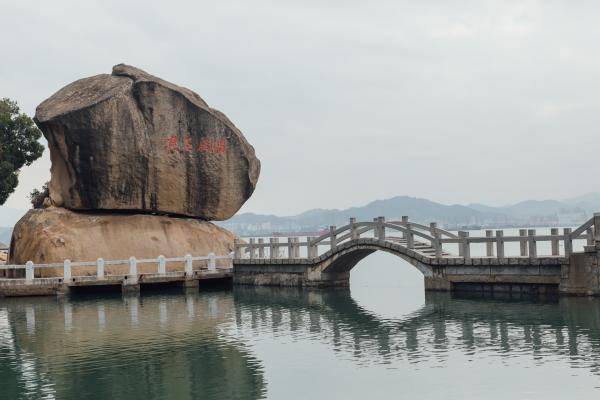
[
  {"xmin": 35, "ymin": 64, "xmax": 260, "ymax": 220},
  {"xmin": 8, "ymin": 207, "xmax": 234, "ymax": 277}
]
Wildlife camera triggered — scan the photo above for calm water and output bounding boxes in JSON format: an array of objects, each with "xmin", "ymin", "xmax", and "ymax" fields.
[{"xmin": 2, "ymin": 251, "xmax": 600, "ymax": 400}]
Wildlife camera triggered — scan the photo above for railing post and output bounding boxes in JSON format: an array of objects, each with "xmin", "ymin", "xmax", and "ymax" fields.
[
  {"xmin": 586, "ymin": 227, "xmax": 594, "ymax": 246},
  {"xmin": 550, "ymin": 228, "xmax": 559, "ymax": 256},
  {"xmin": 528, "ymin": 229, "xmax": 537, "ymax": 259},
  {"xmin": 208, "ymin": 253, "xmax": 216, "ymax": 271},
  {"xmin": 350, "ymin": 218, "xmax": 358, "ymax": 240},
  {"xmin": 269, "ymin": 238, "xmax": 278, "ymax": 259},
  {"xmin": 249, "ymin": 238, "xmax": 256, "ymax": 259},
  {"xmin": 458, "ymin": 231, "xmax": 470, "ymax": 260},
  {"xmin": 234, "ymin": 238, "xmax": 242, "ymax": 259},
  {"xmin": 372, "ymin": 218, "xmax": 378, "ymax": 239},
  {"xmin": 401, "ymin": 216, "xmax": 408, "ymax": 239},
  {"xmin": 485, "ymin": 230, "xmax": 494, "ymax": 257},
  {"xmin": 97, "ymin": 258, "xmax": 105, "ymax": 279},
  {"xmin": 330, "ymin": 226, "xmax": 337, "ymax": 250},
  {"xmin": 185, "ymin": 254, "xmax": 193, "ymax": 276},
  {"xmin": 128, "ymin": 256, "xmax": 138, "ymax": 284},
  {"xmin": 406, "ymin": 220, "xmax": 414, "ymax": 249},
  {"xmin": 594, "ymin": 213, "xmax": 600, "ymax": 245},
  {"xmin": 377, "ymin": 216, "xmax": 385, "ymax": 241},
  {"xmin": 430, "ymin": 222, "xmax": 442, "ymax": 258},
  {"xmin": 496, "ymin": 230, "xmax": 505, "ymax": 260},
  {"xmin": 258, "ymin": 238, "xmax": 265, "ymax": 258},
  {"xmin": 564, "ymin": 228, "xmax": 573, "ymax": 258},
  {"xmin": 25, "ymin": 261, "xmax": 34, "ymax": 284},
  {"xmin": 158, "ymin": 255, "xmax": 166, "ymax": 275},
  {"xmin": 307, "ymin": 237, "xmax": 317, "ymax": 258},
  {"xmin": 519, "ymin": 229, "xmax": 528, "ymax": 257},
  {"xmin": 63, "ymin": 259, "xmax": 72, "ymax": 281},
  {"xmin": 288, "ymin": 237, "xmax": 294, "ymax": 259},
  {"xmin": 294, "ymin": 238, "xmax": 301, "ymax": 258}
]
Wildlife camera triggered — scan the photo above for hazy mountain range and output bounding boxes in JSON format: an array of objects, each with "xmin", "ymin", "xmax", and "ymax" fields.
[
  {"xmin": 2, "ymin": 193, "xmax": 600, "ymax": 243},
  {"xmin": 219, "ymin": 193, "xmax": 600, "ymax": 236}
]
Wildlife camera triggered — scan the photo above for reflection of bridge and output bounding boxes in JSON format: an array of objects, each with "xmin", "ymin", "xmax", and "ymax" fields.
[
  {"xmin": 232, "ymin": 287, "xmax": 600, "ymax": 372},
  {"xmin": 233, "ymin": 215, "xmax": 600, "ymax": 295}
]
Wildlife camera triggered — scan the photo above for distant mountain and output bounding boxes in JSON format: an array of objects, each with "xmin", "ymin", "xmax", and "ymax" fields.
[{"xmin": 221, "ymin": 194, "xmax": 600, "ymax": 236}]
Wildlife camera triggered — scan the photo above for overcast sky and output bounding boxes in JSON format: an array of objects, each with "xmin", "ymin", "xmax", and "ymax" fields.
[{"xmin": 1, "ymin": 0, "xmax": 599, "ymax": 215}]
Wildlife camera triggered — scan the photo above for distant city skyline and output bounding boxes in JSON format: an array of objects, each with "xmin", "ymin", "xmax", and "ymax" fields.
[{"xmin": 2, "ymin": 0, "xmax": 600, "ymax": 216}]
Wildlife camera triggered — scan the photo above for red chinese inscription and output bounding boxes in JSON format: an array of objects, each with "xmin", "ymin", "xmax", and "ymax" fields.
[{"xmin": 165, "ymin": 135, "xmax": 226, "ymax": 154}]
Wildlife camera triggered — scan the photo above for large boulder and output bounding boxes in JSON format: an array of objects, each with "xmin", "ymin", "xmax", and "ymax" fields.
[
  {"xmin": 8, "ymin": 207, "xmax": 234, "ymax": 277},
  {"xmin": 35, "ymin": 64, "xmax": 260, "ymax": 220}
]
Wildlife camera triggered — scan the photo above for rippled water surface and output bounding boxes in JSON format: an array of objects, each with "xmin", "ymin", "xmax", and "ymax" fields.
[{"xmin": 2, "ymin": 252, "xmax": 600, "ymax": 399}]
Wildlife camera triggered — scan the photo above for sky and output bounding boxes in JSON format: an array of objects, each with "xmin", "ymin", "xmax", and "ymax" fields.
[{"xmin": 1, "ymin": 0, "xmax": 599, "ymax": 216}]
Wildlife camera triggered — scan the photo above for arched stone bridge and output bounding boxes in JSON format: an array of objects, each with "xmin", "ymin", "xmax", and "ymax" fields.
[{"xmin": 233, "ymin": 214, "xmax": 600, "ymax": 296}]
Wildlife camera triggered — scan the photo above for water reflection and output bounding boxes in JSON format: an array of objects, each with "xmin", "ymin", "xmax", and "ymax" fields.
[
  {"xmin": 2, "ymin": 288, "xmax": 600, "ymax": 399},
  {"xmin": 0, "ymin": 294, "xmax": 266, "ymax": 400}
]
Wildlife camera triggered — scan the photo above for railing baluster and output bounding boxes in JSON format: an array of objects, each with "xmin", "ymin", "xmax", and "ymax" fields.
[
  {"xmin": 406, "ymin": 220, "xmax": 414, "ymax": 249},
  {"xmin": 372, "ymin": 218, "xmax": 378, "ymax": 239},
  {"xmin": 25, "ymin": 261, "xmax": 34, "ymax": 284},
  {"xmin": 485, "ymin": 230, "xmax": 494, "ymax": 257},
  {"xmin": 551, "ymin": 228, "xmax": 559, "ymax": 256},
  {"xmin": 158, "ymin": 255, "xmax": 166, "ymax": 275},
  {"xmin": 519, "ymin": 229, "xmax": 528, "ymax": 257},
  {"xmin": 401, "ymin": 216, "xmax": 408, "ymax": 239},
  {"xmin": 307, "ymin": 237, "xmax": 317, "ymax": 258},
  {"xmin": 564, "ymin": 228, "xmax": 573, "ymax": 258},
  {"xmin": 496, "ymin": 230, "xmax": 504, "ymax": 260},
  {"xmin": 587, "ymin": 227, "xmax": 594, "ymax": 246},
  {"xmin": 377, "ymin": 216, "xmax": 385, "ymax": 241},
  {"xmin": 129, "ymin": 256, "xmax": 138, "ymax": 284},
  {"xmin": 97, "ymin": 258, "xmax": 105, "ymax": 279},
  {"xmin": 185, "ymin": 254, "xmax": 193, "ymax": 275},
  {"xmin": 234, "ymin": 238, "xmax": 242, "ymax": 259},
  {"xmin": 350, "ymin": 217, "xmax": 358, "ymax": 240},
  {"xmin": 258, "ymin": 238, "xmax": 265, "ymax": 258},
  {"xmin": 63, "ymin": 259, "xmax": 72, "ymax": 281},
  {"xmin": 287, "ymin": 237, "xmax": 294, "ymax": 259},
  {"xmin": 269, "ymin": 238, "xmax": 278, "ymax": 259},
  {"xmin": 430, "ymin": 222, "xmax": 442, "ymax": 259},
  {"xmin": 528, "ymin": 229, "xmax": 537, "ymax": 259},
  {"xmin": 249, "ymin": 238, "xmax": 256, "ymax": 259},
  {"xmin": 330, "ymin": 226, "xmax": 337, "ymax": 250},
  {"xmin": 208, "ymin": 253, "xmax": 216, "ymax": 271},
  {"xmin": 458, "ymin": 231, "xmax": 470, "ymax": 260},
  {"xmin": 294, "ymin": 238, "xmax": 301, "ymax": 258}
]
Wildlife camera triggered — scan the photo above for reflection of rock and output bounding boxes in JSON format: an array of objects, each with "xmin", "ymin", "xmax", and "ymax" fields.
[
  {"xmin": 35, "ymin": 64, "xmax": 260, "ymax": 220},
  {"xmin": 9, "ymin": 207, "xmax": 234, "ymax": 276}
]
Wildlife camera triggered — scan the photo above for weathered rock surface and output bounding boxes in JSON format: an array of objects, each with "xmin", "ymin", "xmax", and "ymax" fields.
[
  {"xmin": 35, "ymin": 64, "xmax": 260, "ymax": 220},
  {"xmin": 8, "ymin": 207, "xmax": 234, "ymax": 276}
]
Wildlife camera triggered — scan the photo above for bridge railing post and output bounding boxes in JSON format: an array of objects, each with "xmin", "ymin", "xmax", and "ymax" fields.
[
  {"xmin": 63, "ymin": 259, "xmax": 72, "ymax": 281},
  {"xmin": 307, "ymin": 237, "xmax": 317, "ymax": 258},
  {"xmin": 234, "ymin": 238, "xmax": 242, "ymax": 259},
  {"xmin": 485, "ymin": 230, "xmax": 494, "ymax": 257},
  {"xmin": 258, "ymin": 238, "xmax": 265, "ymax": 258},
  {"xmin": 594, "ymin": 213, "xmax": 600, "ymax": 245},
  {"xmin": 372, "ymin": 218, "xmax": 378, "ymax": 239},
  {"xmin": 25, "ymin": 261, "xmax": 34, "ymax": 284},
  {"xmin": 496, "ymin": 230, "xmax": 505, "ymax": 260},
  {"xmin": 158, "ymin": 255, "xmax": 166, "ymax": 275},
  {"xmin": 377, "ymin": 216, "xmax": 385, "ymax": 241},
  {"xmin": 97, "ymin": 258, "xmax": 105, "ymax": 279},
  {"xmin": 586, "ymin": 227, "xmax": 594, "ymax": 246},
  {"xmin": 550, "ymin": 228, "xmax": 559, "ymax": 256},
  {"xmin": 249, "ymin": 238, "xmax": 256, "ymax": 259},
  {"xmin": 185, "ymin": 254, "xmax": 193, "ymax": 275},
  {"xmin": 350, "ymin": 218, "xmax": 358, "ymax": 240},
  {"xmin": 519, "ymin": 229, "xmax": 528, "ymax": 257},
  {"xmin": 430, "ymin": 222, "xmax": 442, "ymax": 258},
  {"xmin": 208, "ymin": 253, "xmax": 216, "ymax": 271},
  {"xmin": 458, "ymin": 231, "xmax": 470, "ymax": 260},
  {"xmin": 330, "ymin": 226, "xmax": 337, "ymax": 250},
  {"xmin": 406, "ymin": 219, "xmax": 414, "ymax": 249},
  {"xmin": 269, "ymin": 238, "xmax": 278, "ymax": 259},
  {"xmin": 128, "ymin": 256, "xmax": 138, "ymax": 284},
  {"xmin": 287, "ymin": 237, "xmax": 294, "ymax": 259},
  {"xmin": 564, "ymin": 228, "xmax": 573, "ymax": 257},
  {"xmin": 294, "ymin": 238, "xmax": 301, "ymax": 258},
  {"xmin": 528, "ymin": 229, "xmax": 537, "ymax": 259},
  {"xmin": 401, "ymin": 216, "xmax": 408, "ymax": 239}
]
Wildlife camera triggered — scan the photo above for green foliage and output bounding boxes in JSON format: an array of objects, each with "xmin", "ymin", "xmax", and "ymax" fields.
[
  {"xmin": 29, "ymin": 181, "xmax": 49, "ymax": 209},
  {"xmin": 0, "ymin": 98, "xmax": 44, "ymax": 205}
]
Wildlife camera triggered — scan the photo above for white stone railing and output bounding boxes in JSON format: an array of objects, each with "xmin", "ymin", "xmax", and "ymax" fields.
[
  {"xmin": 0, "ymin": 253, "xmax": 234, "ymax": 284},
  {"xmin": 234, "ymin": 214, "xmax": 600, "ymax": 261}
]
